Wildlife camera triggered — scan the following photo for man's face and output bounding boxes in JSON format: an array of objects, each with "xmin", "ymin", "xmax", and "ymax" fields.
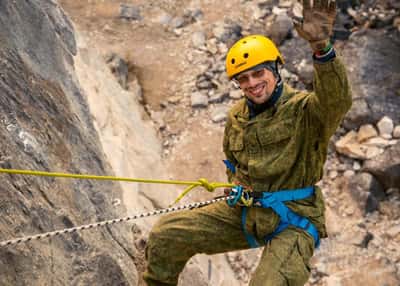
[{"xmin": 235, "ymin": 67, "xmax": 278, "ymax": 105}]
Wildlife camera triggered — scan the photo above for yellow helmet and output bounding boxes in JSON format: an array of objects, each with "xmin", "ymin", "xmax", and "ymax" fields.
[{"xmin": 226, "ymin": 35, "xmax": 284, "ymax": 79}]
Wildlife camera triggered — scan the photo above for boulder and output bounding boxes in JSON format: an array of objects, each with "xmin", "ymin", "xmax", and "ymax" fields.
[
  {"xmin": 377, "ymin": 116, "xmax": 394, "ymax": 139},
  {"xmin": 212, "ymin": 20, "xmax": 242, "ymax": 46},
  {"xmin": 348, "ymin": 172, "xmax": 386, "ymax": 213},
  {"xmin": 335, "ymin": 131, "xmax": 367, "ymax": 159},
  {"xmin": 363, "ymin": 141, "xmax": 400, "ymax": 189},
  {"xmin": 357, "ymin": 124, "xmax": 378, "ymax": 143},
  {"xmin": 210, "ymin": 106, "xmax": 229, "ymax": 123},
  {"xmin": 265, "ymin": 13, "xmax": 293, "ymax": 46},
  {"xmin": 363, "ymin": 137, "xmax": 392, "ymax": 148},
  {"xmin": 119, "ymin": 4, "xmax": 142, "ymax": 21},
  {"xmin": 335, "ymin": 131, "xmax": 389, "ymax": 160},
  {"xmin": 191, "ymin": 92, "xmax": 209, "ymax": 108}
]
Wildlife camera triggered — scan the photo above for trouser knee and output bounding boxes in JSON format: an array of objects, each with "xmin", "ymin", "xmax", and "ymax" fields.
[
  {"xmin": 145, "ymin": 219, "xmax": 170, "ymax": 260},
  {"xmin": 144, "ymin": 216, "xmax": 191, "ymax": 286}
]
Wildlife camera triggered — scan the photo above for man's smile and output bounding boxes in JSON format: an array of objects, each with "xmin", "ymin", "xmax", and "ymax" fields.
[{"xmin": 247, "ymin": 82, "xmax": 267, "ymax": 97}]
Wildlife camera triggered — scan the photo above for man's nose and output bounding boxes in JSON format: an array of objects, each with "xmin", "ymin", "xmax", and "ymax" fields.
[{"xmin": 247, "ymin": 75, "xmax": 258, "ymax": 87}]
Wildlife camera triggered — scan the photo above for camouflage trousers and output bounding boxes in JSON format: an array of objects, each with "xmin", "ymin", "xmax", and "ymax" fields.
[{"xmin": 143, "ymin": 201, "xmax": 315, "ymax": 286}]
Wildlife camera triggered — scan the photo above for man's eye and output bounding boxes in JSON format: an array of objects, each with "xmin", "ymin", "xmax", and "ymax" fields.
[
  {"xmin": 254, "ymin": 69, "xmax": 265, "ymax": 77},
  {"xmin": 237, "ymin": 76, "xmax": 248, "ymax": 83}
]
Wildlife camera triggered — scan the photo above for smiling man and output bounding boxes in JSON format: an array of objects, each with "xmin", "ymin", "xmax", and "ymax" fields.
[
  {"xmin": 144, "ymin": 1, "xmax": 351, "ymax": 285},
  {"xmin": 229, "ymin": 38, "xmax": 283, "ymax": 106}
]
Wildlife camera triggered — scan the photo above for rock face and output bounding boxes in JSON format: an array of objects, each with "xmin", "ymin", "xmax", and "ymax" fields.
[
  {"xmin": 73, "ymin": 35, "xmax": 177, "ymax": 228},
  {"xmin": 0, "ymin": 1, "xmax": 138, "ymax": 285},
  {"xmin": 342, "ymin": 30, "xmax": 400, "ymax": 129},
  {"xmin": 105, "ymin": 53, "xmax": 130, "ymax": 89}
]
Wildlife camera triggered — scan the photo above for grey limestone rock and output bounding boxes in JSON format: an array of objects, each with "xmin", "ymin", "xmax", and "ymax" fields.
[{"xmin": 0, "ymin": 1, "xmax": 138, "ymax": 285}]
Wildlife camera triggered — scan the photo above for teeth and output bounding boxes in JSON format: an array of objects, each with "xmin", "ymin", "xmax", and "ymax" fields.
[{"xmin": 251, "ymin": 84, "xmax": 264, "ymax": 95}]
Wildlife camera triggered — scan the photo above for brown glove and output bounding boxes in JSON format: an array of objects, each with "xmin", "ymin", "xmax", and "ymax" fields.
[{"xmin": 291, "ymin": 0, "xmax": 337, "ymax": 52}]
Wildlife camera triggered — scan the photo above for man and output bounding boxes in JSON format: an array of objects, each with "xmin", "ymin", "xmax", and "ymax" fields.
[{"xmin": 144, "ymin": 0, "xmax": 351, "ymax": 285}]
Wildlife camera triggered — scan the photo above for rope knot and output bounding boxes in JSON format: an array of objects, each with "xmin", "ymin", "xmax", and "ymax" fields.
[{"xmin": 198, "ymin": 178, "xmax": 215, "ymax": 192}]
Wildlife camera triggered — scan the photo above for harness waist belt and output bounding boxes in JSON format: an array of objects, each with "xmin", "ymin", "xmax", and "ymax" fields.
[{"xmin": 241, "ymin": 186, "xmax": 320, "ymax": 248}]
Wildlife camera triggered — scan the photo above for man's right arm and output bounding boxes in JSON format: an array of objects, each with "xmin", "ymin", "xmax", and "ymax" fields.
[{"xmin": 223, "ymin": 115, "xmax": 237, "ymax": 183}]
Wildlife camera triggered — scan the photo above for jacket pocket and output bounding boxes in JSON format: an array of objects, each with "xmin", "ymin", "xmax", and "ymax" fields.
[
  {"xmin": 228, "ymin": 128, "xmax": 244, "ymax": 151},
  {"xmin": 257, "ymin": 118, "xmax": 293, "ymax": 146}
]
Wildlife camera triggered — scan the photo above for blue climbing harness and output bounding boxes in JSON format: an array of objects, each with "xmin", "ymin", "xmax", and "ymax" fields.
[
  {"xmin": 245, "ymin": 187, "xmax": 320, "ymax": 248},
  {"xmin": 228, "ymin": 186, "xmax": 320, "ymax": 248},
  {"xmin": 224, "ymin": 160, "xmax": 320, "ymax": 248}
]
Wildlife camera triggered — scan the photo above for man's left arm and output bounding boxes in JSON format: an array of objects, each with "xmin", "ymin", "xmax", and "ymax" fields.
[
  {"xmin": 313, "ymin": 48, "xmax": 352, "ymax": 138},
  {"xmin": 292, "ymin": 0, "xmax": 352, "ymax": 137}
]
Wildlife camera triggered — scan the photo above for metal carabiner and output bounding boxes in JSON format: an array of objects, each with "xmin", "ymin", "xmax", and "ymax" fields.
[{"xmin": 227, "ymin": 185, "xmax": 243, "ymax": 207}]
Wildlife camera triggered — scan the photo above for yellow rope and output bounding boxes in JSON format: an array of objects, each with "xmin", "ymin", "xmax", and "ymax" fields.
[{"xmin": 0, "ymin": 168, "xmax": 234, "ymax": 205}]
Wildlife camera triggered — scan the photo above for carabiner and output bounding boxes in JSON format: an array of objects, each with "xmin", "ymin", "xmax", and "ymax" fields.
[{"xmin": 227, "ymin": 185, "xmax": 243, "ymax": 207}]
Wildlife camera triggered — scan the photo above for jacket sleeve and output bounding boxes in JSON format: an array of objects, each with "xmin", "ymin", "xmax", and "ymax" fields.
[
  {"xmin": 311, "ymin": 56, "xmax": 352, "ymax": 140},
  {"xmin": 222, "ymin": 115, "xmax": 236, "ymax": 183}
]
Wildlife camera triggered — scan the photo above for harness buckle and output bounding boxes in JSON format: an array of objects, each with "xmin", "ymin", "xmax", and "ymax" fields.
[{"xmin": 226, "ymin": 186, "xmax": 254, "ymax": 207}]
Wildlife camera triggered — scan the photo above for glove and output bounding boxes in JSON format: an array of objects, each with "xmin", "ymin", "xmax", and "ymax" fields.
[{"xmin": 291, "ymin": 0, "xmax": 337, "ymax": 52}]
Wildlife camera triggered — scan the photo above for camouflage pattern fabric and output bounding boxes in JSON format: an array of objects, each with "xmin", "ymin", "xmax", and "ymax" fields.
[{"xmin": 144, "ymin": 57, "xmax": 352, "ymax": 285}]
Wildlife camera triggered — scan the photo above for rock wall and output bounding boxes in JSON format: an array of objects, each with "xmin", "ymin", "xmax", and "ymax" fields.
[
  {"xmin": 73, "ymin": 33, "xmax": 179, "ymax": 231},
  {"xmin": 0, "ymin": 1, "xmax": 141, "ymax": 285}
]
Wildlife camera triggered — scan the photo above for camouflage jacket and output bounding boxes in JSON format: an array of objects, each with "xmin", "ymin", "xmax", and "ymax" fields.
[{"xmin": 223, "ymin": 57, "xmax": 352, "ymax": 238}]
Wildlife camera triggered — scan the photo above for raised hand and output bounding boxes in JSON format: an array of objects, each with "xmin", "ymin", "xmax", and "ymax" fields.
[{"xmin": 291, "ymin": 0, "xmax": 337, "ymax": 51}]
